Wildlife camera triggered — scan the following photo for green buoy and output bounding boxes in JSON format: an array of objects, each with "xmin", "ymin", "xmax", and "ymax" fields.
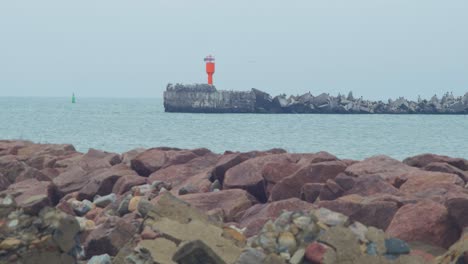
[{"xmin": 72, "ymin": 93, "xmax": 76, "ymax": 104}]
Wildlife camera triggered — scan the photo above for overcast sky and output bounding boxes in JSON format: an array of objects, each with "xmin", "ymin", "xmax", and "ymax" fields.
[{"xmin": 0, "ymin": 0, "xmax": 467, "ymax": 100}]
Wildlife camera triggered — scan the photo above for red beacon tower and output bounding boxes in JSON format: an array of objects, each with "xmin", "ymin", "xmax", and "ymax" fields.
[{"xmin": 204, "ymin": 55, "xmax": 215, "ymax": 85}]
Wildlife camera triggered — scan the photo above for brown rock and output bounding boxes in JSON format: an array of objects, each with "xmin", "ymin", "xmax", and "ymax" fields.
[
  {"xmin": 239, "ymin": 198, "xmax": 316, "ymax": 237},
  {"xmin": 318, "ymin": 194, "xmax": 398, "ymax": 230},
  {"xmin": 2, "ymin": 178, "xmax": 59, "ymax": 215},
  {"xmin": 386, "ymin": 199, "xmax": 460, "ymax": 249},
  {"xmin": 131, "ymin": 148, "xmax": 200, "ymax": 176},
  {"xmin": 148, "ymin": 153, "xmax": 219, "ymax": 192},
  {"xmin": 301, "ymin": 183, "xmax": 324, "ymax": 203},
  {"xmin": 212, "ymin": 152, "xmax": 255, "ymax": 184},
  {"xmin": 270, "ymin": 160, "xmax": 347, "ymax": 201},
  {"xmin": 121, "ymin": 148, "xmax": 145, "ymax": 166},
  {"xmin": 85, "ymin": 216, "xmax": 137, "ymax": 257},
  {"xmin": 423, "ymin": 162, "xmax": 468, "ymax": 182},
  {"xmin": 78, "ymin": 148, "xmax": 121, "ymax": 171},
  {"xmin": 179, "ymin": 189, "xmax": 258, "ymax": 222},
  {"xmin": 224, "ymin": 154, "xmax": 298, "ymax": 202},
  {"xmin": 446, "ymin": 193, "xmax": 468, "ymax": 229},
  {"xmin": 52, "ymin": 166, "xmax": 91, "ymax": 196},
  {"xmin": 305, "ymin": 242, "xmax": 329, "ymax": 264},
  {"xmin": 344, "ymin": 155, "xmax": 418, "ymax": 186},
  {"xmin": 112, "ymin": 174, "xmax": 147, "ymax": 195},
  {"xmin": 404, "ymin": 153, "xmax": 468, "ymax": 171},
  {"xmin": 343, "ymin": 175, "xmax": 402, "ymax": 197},
  {"xmin": 319, "ymin": 179, "xmax": 345, "ymax": 201},
  {"xmin": 399, "ymin": 171, "xmax": 464, "ymax": 194},
  {"xmin": 262, "ymin": 159, "xmax": 301, "ymax": 196},
  {"xmin": 77, "ymin": 164, "xmax": 138, "ymax": 200},
  {"xmin": 292, "ymin": 151, "xmax": 338, "ymax": 166}
]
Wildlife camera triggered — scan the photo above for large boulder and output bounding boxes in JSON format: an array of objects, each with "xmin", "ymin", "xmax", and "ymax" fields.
[
  {"xmin": 224, "ymin": 154, "xmax": 298, "ymax": 202},
  {"xmin": 386, "ymin": 200, "xmax": 460, "ymax": 249},
  {"xmin": 179, "ymin": 189, "xmax": 258, "ymax": 222},
  {"xmin": 1, "ymin": 178, "xmax": 59, "ymax": 215},
  {"xmin": 0, "ymin": 155, "xmax": 47, "ymax": 188},
  {"xmin": 403, "ymin": 153, "xmax": 468, "ymax": 171},
  {"xmin": 344, "ymin": 155, "xmax": 418, "ymax": 186},
  {"xmin": 318, "ymin": 194, "xmax": 399, "ymax": 230},
  {"xmin": 112, "ymin": 175, "xmax": 147, "ymax": 195},
  {"xmin": 85, "ymin": 216, "xmax": 137, "ymax": 258},
  {"xmin": 239, "ymin": 198, "xmax": 316, "ymax": 237},
  {"xmin": 52, "ymin": 166, "xmax": 91, "ymax": 196},
  {"xmin": 78, "ymin": 148, "xmax": 121, "ymax": 171},
  {"xmin": 423, "ymin": 162, "xmax": 468, "ymax": 182},
  {"xmin": 338, "ymin": 174, "xmax": 402, "ymax": 197},
  {"xmin": 148, "ymin": 153, "xmax": 220, "ymax": 191},
  {"xmin": 445, "ymin": 193, "xmax": 468, "ymax": 230},
  {"xmin": 398, "ymin": 171, "xmax": 464, "ymax": 194},
  {"xmin": 131, "ymin": 148, "xmax": 201, "ymax": 176},
  {"xmin": 77, "ymin": 164, "xmax": 138, "ymax": 200},
  {"xmin": 269, "ymin": 160, "xmax": 347, "ymax": 201}
]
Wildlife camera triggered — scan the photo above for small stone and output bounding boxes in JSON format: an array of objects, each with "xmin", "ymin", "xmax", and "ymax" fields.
[
  {"xmin": 128, "ymin": 196, "xmax": 142, "ymax": 212},
  {"xmin": 137, "ymin": 198, "xmax": 154, "ymax": 218},
  {"xmin": 141, "ymin": 226, "xmax": 158, "ymax": 240},
  {"xmin": 236, "ymin": 248, "xmax": 266, "ymax": 264},
  {"xmin": 279, "ymin": 252, "xmax": 290, "ymax": 260},
  {"xmin": 366, "ymin": 227, "xmax": 386, "ymax": 255},
  {"xmin": 0, "ymin": 238, "xmax": 22, "ymax": 250},
  {"xmin": 289, "ymin": 248, "xmax": 305, "ymax": 264},
  {"xmin": 385, "ymin": 238, "xmax": 410, "ymax": 255},
  {"xmin": 293, "ymin": 216, "xmax": 312, "ymax": 230},
  {"xmin": 305, "ymin": 242, "xmax": 328, "ymax": 263},
  {"xmin": 349, "ymin": 222, "xmax": 368, "ymax": 243},
  {"xmin": 278, "ymin": 232, "xmax": 297, "ymax": 254},
  {"xmin": 210, "ymin": 180, "xmax": 221, "ymax": 191},
  {"xmin": 160, "ymin": 187, "xmax": 168, "ymax": 193},
  {"xmin": 366, "ymin": 242, "xmax": 378, "ymax": 256},
  {"xmin": 71, "ymin": 199, "xmax": 94, "ymax": 216},
  {"xmin": 314, "ymin": 208, "xmax": 348, "ymax": 227},
  {"xmin": 93, "ymin": 193, "xmax": 116, "ymax": 208},
  {"xmin": 117, "ymin": 195, "xmax": 131, "ymax": 216},
  {"xmin": 87, "ymin": 253, "xmax": 112, "ymax": 264},
  {"xmin": 7, "ymin": 219, "xmax": 18, "ymax": 229},
  {"xmin": 263, "ymin": 253, "xmax": 287, "ymax": 264},
  {"xmin": 257, "ymin": 231, "xmax": 278, "ymax": 254}
]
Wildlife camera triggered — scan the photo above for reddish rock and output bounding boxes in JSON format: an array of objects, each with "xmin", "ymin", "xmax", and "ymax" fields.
[
  {"xmin": 16, "ymin": 143, "xmax": 76, "ymax": 158},
  {"xmin": 293, "ymin": 151, "xmax": 338, "ymax": 166},
  {"xmin": 56, "ymin": 198, "xmax": 76, "ymax": 216},
  {"xmin": 112, "ymin": 175, "xmax": 147, "ymax": 195},
  {"xmin": 301, "ymin": 183, "xmax": 324, "ymax": 203},
  {"xmin": 318, "ymin": 195, "xmax": 398, "ymax": 230},
  {"xmin": 148, "ymin": 153, "xmax": 219, "ymax": 191},
  {"xmin": 0, "ymin": 155, "xmax": 47, "ymax": 188},
  {"xmin": 131, "ymin": 148, "xmax": 200, "ymax": 176},
  {"xmin": 270, "ymin": 160, "xmax": 347, "ymax": 202},
  {"xmin": 85, "ymin": 207, "xmax": 103, "ymax": 221},
  {"xmin": 404, "ymin": 153, "xmax": 468, "ymax": 171},
  {"xmin": 121, "ymin": 148, "xmax": 145, "ymax": 167},
  {"xmin": 319, "ymin": 179, "xmax": 345, "ymax": 201},
  {"xmin": 386, "ymin": 200, "xmax": 460, "ymax": 249},
  {"xmin": 344, "ymin": 155, "xmax": 418, "ymax": 186},
  {"xmin": 399, "ymin": 171, "xmax": 464, "ymax": 194},
  {"xmin": 224, "ymin": 154, "xmax": 297, "ymax": 202},
  {"xmin": 77, "ymin": 164, "xmax": 138, "ymax": 200},
  {"xmin": 446, "ymin": 193, "xmax": 468, "ymax": 229},
  {"xmin": 212, "ymin": 152, "xmax": 254, "ymax": 184},
  {"xmin": 0, "ymin": 173, "xmax": 10, "ymax": 190},
  {"xmin": 13, "ymin": 166, "xmax": 49, "ymax": 183},
  {"xmin": 305, "ymin": 242, "xmax": 328, "ymax": 264},
  {"xmin": 53, "ymin": 166, "xmax": 91, "ymax": 196},
  {"xmin": 343, "ymin": 175, "xmax": 402, "ymax": 197},
  {"xmin": 1, "ymin": 178, "xmax": 59, "ymax": 215},
  {"xmin": 141, "ymin": 226, "xmax": 158, "ymax": 240},
  {"xmin": 85, "ymin": 216, "xmax": 137, "ymax": 257},
  {"xmin": 423, "ymin": 162, "xmax": 468, "ymax": 182},
  {"xmin": 239, "ymin": 198, "xmax": 316, "ymax": 237},
  {"xmin": 0, "ymin": 140, "xmax": 32, "ymax": 155},
  {"xmin": 78, "ymin": 148, "xmax": 121, "ymax": 171},
  {"xmin": 179, "ymin": 189, "xmax": 257, "ymax": 222}
]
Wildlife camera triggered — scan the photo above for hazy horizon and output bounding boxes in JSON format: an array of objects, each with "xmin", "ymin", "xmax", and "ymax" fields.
[{"xmin": 1, "ymin": 1, "xmax": 467, "ymax": 100}]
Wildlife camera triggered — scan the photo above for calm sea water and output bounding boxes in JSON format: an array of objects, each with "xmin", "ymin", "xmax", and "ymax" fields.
[{"xmin": 1, "ymin": 97, "xmax": 467, "ymax": 160}]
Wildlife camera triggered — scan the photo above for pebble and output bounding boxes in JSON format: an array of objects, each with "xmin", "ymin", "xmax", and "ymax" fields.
[
  {"xmin": 128, "ymin": 196, "xmax": 142, "ymax": 212},
  {"xmin": 305, "ymin": 242, "xmax": 328, "ymax": 263},
  {"xmin": 137, "ymin": 198, "xmax": 153, "ymax": 217},
  {"xmin": 366, "ymin": 242, "xmax": 378, "ymax": 256},
  {"xmin": 315, "ymin": 208, "xmax": 348, "ymax": 226},
  {"xmin": 117, "ymin": 195, "xmax": 132, "ymax": 216},
  {"xmin": 349, "ymin": 222, "xmax": 368, "ymax": 243},
  {"xmin": 236, "ymin": 248, "xmax": 267, "ymax": 264},
  {"xmin": 0, "ymin": 238, "xmax": 22, "ymax": 250},
  {"xmin": 289, "ymin": 248, "xmax": 305, "ymax": 264},
  {"xmin": 141, "ymin": 226, "xmax": 158, "ymax": 240},
  {"xmin": 277, "ymin": 232, "xmax": 297, "ymax": 254},
  {"xmin": 87, "ymin": 253, "xmax": 112, "ymax": 264},
  {"xmin": 71, "ymin": 199, "xmax": 94, "ymax": 216},
  {"xmin": 210, "ymin": 180, "xmax": 221, "ymax": 191},
  {"xmin": 385, "ymin": 238, "xmax": 410, "ymax": 255},
  {"xmin": 257, "ymin": 231, "xmax": 278, "ymax": 253},
  {"xmin": 93, "ymin": 193, "xmax": 116, "ymax": 208},
  {"xmin": 293, "ymin": 215, "xmax": 312, "ymax": 230},
  {"xmin": 7, "ymin": 219, "xmax": 18, "ymax": 229}
]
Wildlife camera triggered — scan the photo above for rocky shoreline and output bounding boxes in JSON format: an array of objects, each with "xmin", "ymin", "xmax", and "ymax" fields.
[
  {"xmin": 1, "ymin": 140, "xmax": 468, "ymax": 263},
  {"xmin": 163, "ymin": 83, "xmax": 468, "ymax": 114}
]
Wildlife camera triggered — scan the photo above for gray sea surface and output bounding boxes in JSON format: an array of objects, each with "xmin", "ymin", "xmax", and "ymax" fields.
[{"xmin": 1, "ymin": 97, "xmax": 467, "ymax": 160}]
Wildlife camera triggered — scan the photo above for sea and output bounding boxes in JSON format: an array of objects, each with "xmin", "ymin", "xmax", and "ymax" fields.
[{"xmin": 1, "ymin": 97, "xmax": 467, "ymax": 161}]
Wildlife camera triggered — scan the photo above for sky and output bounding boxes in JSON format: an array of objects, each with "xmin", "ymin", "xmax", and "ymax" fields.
[{"xmin": 0, "ymin": 0, "xmax": 467, "ymax": 100}]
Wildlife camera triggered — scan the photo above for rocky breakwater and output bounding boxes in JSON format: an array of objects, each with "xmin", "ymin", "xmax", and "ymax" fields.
[
  {"xmin": 164, "ymin": 83, "xmax": 468, "ymax": 114},
  {"xmin": 1, "ymin": 140, "xmax": 468, "ymax": 263}
]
